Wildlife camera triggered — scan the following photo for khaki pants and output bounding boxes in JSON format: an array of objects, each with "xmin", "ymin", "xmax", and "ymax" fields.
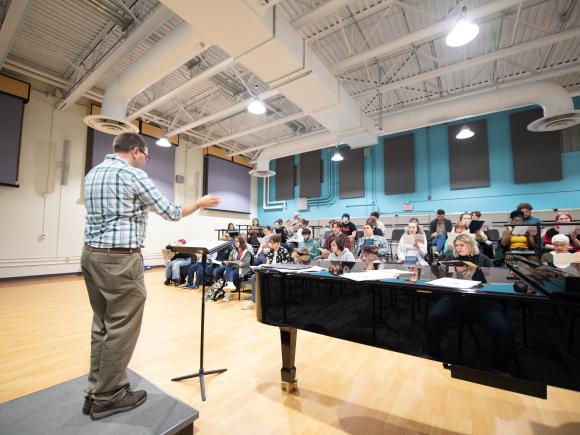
[{"xmin": 81, "ymin": 248, "xmax": 146, "ymax": 406}]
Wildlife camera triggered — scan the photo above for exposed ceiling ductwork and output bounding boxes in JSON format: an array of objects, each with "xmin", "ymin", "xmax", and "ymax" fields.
[
  {"xmin": 83, "ymin": 22, "xmax": 207, "ymax": 135},
  {"xmin": 160, "ymin": 0, "xmax": 378, "ymax": 163},
  {"xmin": 377, "ymin": 81, "xmax": 580, "ymax": 136}
]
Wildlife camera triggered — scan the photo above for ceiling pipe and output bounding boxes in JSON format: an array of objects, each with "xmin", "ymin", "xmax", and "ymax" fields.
[
  {"xmin": 354, "ymin": 26, "xmax": 580, "ymax": 99},
  {"xmin": 167, "ymin": 89, "xmax": 279, "ymax": 137},
  {"xmin": 331, "ymin": 0, "xmax": 525, "ymax": 74},
  {"xmin": 127, "ymin": 57, "xmax": 235, "ymax": 121},
  {"xmin": 160, "ymin": 0, "xmax": 377, "ymax": 152},
  {"xmin": 57, "ymin": 5, "xmax": 173, "ymax": 111},
  {"xmin": 378, "ymin": 81, "xmax": 580, "ymax": 135},
  {"xmin": 0, "ymin": 0, "xmax": 32, "ymax": 68},
  {"xmin": 190, "ymin": 111, "xmax": 308, "ymax": 151},
  {"xmin": 250, "ymin": 131, "xmax": 336, "ymax": 177},
  {"xmin": 83, "ymin": 22, "xmax": 207, "ymax": 135}
]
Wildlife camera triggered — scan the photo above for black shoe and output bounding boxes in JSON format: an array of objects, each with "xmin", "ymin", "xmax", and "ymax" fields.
[
  {"xmin": 173, "ymin": 280, "xmax": 180, "ymax": 286},
  {"xmin": 164, "ymin": 279, "xmax": 171, "ymax": 285},
  {"xmin": 82, "ymin": 396, "xmax": 93, "ymax": 415},
  {"xmin": 90, "ymin": 390, "xmax": 147, "ymax": 420}
]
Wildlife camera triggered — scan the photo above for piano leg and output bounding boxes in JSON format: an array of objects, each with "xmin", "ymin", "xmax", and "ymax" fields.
[{"xmin": 280, "ymin": 327, "xmax": 298, "ymax": 392}]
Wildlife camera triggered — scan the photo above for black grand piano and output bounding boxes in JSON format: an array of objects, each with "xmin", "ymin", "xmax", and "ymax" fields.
[{"xmin": 255, "ymin": 259, "xmax": 580, "ymax": 398}]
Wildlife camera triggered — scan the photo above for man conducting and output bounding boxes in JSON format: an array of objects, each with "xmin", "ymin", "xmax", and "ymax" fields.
[{"xmin": 81, "ymin": 132, "xmax": 219, "ymax": 420}]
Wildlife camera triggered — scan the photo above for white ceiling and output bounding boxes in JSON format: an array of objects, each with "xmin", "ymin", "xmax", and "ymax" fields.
[{"xmin": 1, "ymin": 0, "xmax": 579, "ymax": 159}]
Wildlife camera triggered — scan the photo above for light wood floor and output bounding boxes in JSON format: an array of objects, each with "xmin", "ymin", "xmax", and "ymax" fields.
[{"xmin": 1, "ymin": 270, "xmax": 579, "ymax": 435}]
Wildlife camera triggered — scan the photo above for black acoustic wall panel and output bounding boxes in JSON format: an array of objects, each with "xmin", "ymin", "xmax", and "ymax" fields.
[
  {"xmin": 448, "ymin": 119, "xmax": 490, "ymax": 189},
  {"xmin": 275, "ymin": 156, "xmax": 295, "ymax": 200},
  {"xmin": 383, "ymin": 133, "xmax": 415, "ymax": 194},
  {"xmin": 510, "ymin": 108, "xmax": 562, "ymax": 184},
  {"xmin": 0, "ymin": 93, "xmax": 25, "ymax": 186},
  {"xmin": 204, "ymin": 155, "xmax": 251, "ymax": 214},
  {"xmin": 299, "ymin": 149, "xmax": 321, "ymax": 197},
  {"xmin": 339, "ymin": 148, "xmax": 365, "ymax": 199}
]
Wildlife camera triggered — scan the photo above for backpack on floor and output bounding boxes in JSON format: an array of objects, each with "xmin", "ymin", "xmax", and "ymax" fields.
[{"xmin": 206, "ymin": 277, "xmax": 225, "ymax": 301}]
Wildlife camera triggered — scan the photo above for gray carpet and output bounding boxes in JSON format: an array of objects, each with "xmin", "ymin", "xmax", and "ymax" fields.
[{"xmin": 0, "ymin": 369, "xmax": 198, "ymax": 435}]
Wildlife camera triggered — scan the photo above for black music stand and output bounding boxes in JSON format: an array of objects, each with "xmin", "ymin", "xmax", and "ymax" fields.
[{"xmin": 169, "ymin": 240, "xmax": 230, "ymax": 401}]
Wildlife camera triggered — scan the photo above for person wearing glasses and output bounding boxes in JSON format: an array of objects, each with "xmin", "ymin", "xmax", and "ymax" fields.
[{"xmin": 82, "ymin": 133, "xmax": 219, "ymax": 420}]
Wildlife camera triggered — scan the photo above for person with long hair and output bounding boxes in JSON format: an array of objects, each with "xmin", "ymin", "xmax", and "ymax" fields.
[
  {"xmin": 397, "ymin": 219, "xmax": 428, "ymax": 266},
  {"xmin": 223, "ymin": 236, "xmax": 252, "ymax": 301},
  {"xmin": 426, "ymin": 235, "xmax": 512, "ymax": 373}
]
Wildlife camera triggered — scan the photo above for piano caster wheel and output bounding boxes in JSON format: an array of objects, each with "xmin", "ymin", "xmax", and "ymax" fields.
[{"xmin": 281, "ymin": 381, "xmax": 297, "ymax": 392}]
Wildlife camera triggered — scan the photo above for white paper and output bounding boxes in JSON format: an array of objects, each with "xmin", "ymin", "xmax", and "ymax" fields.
[
  {"xmin": 341, "ymin": 269, "xmax": 412, "ymax": 282},
  {"xmin": 291, "ymin": 266, "xmax": 327, "ymax": 273},
  {"xmin": 181, "ymin": 239, "xmax": 230, "ymax": 252},
  {"xmin": 425, "ymin": 277, "xmax": 481, "ymax": 289}
]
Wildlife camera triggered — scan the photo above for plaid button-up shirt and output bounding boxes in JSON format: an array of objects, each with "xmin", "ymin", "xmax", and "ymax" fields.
[{"xmin": 84, "ymin": 154, "xmax": 182, "ymax": 248}]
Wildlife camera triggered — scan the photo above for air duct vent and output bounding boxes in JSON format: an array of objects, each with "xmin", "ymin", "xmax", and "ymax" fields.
[
  {"xmin": 83, "ymin": 114, "xmax": 139, "ymax": 135},
  {"xmin": 527, "ymin": 111, "xmax": 580, "ymax": 132},
  {"xmin": 249, "ymin": 168, "xmax": 276, "ymax": 177}
]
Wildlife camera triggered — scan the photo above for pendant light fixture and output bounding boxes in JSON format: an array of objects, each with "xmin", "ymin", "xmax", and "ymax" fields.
[
  {"xmin": 156, "ymin": 135, "xmax": 172, "ymax": 147},
  {"xmin": 331, "ymin": 147, "xmax": 344, "ymax": 162},
  {"xmin": 446, "ymin": 4, "xmax": 480, "ymax": 47},
  {"xmin": 456, "ymin": 125, "xmax": 475, "ymax": 140}
]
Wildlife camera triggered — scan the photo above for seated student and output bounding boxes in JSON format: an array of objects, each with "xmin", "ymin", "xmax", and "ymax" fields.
[
  {"xmin": 397, "ymin": 219, "xmax": 428, "ymax": 266},
  {"xmin": 443, "ymin": 213, "xmax": 471, "ymax": 254},
  {"xmin": 320, "ymin": 219, "xmax": 336, "ymax": 241},
  {"xmin": 541, "ymin": 234, "xmax": 572, "ymax": 267},
  {"xmin": 164, "ymin": 239, "xmax": 192, "ymax": 286},
  {"xmin": 284, "ymin": 219, "xmax": 295, "ymax": 237},
  {"xmin": 370, "ymin": 211, "xmax": 386, "ymax": 235},
  {"xmin": 340, "ymin": 213, "xmax": 358, "ymax": 242},
  {"xmin": 223, "ymin": 236, "xmax": 252, "ymax": 302},
  {"xmin": 254, "ymin": 226, "xmax": 274, "ymax": 265},
  {"xmin": 544, "ymin": 211, "xmax": 580, "ymax": 252},
  {"xmin": 291, "ymin": 227, "xmax": 320, "ymax": 264},
  {"xmin": 366, "ymin": 216, "xmax": 384, "ymax": 236},
  {"xmin": 441, "ymin": 234, "xmax": 493, "ymax": 267},
  {"xmin": 242, "ymin": 234, "xmax": 290, "ymax": 310},
  {"xmin": 328, "ymin": 237, "xmax": 356, "ymax": 262},
  {"xmin": 206, "ymin": 237, "xmax": 232, "ymax": 279},
  {"xmin": 470, "ymin": 210, "xmax": 494, "ymax": 258},
  {"xmin": 182, "ymin": 235, "xmax": 232, "ymax": 289},
  {"xmin": 250, "ymin": 217, "xmax": 261, "ymax": 231},
  {"xmin": 517, "ymin": 202, "xmax": 543, "ymax": 226},
  {"xmin": 426, "ymin": 235, "xmax": 512, "ymax": 373},
  {"xmin": 247, "ymin": 230, "xmax": 261, "ymax": 251},
  {"xmin": 355, "ymin": 224, "xmax": 389, "ymax": 270},
  {"xmin": 272, "ymin": 218, "xmax": 288, "ymax": 243},
  {"xmin": 500, "ymin": 210, "xmax": 537, "ymax": 262},
  {"xmin": 429, "ymin": 209, "xmax": 452, "ymax": 255},
  {"xmin": 318, "ymin": 221, "xmax": 352, "ymax": 259}
]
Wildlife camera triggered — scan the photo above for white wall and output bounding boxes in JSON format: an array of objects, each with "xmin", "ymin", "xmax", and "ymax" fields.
[{"xmin": 0, "ymin": 90, "xmax": 257, "ymax": 278}]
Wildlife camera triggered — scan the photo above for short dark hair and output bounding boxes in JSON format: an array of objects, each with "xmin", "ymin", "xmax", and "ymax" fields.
[
  {"xmin": 302, "ymin": 227, "xmax": 312, "ymax": 236},
  {"xmin": 370, "ymin": 211, "xmax": 380, "ymax": 219},
  {"xmin": 437, "ymin": 209, "xmax": 445, "ymax": 215},
  {"xmin": 113, "ymin": 132, "xmax": 147, "ymax": 153},
  {"xmin": 263, "ymin": 225, "xmax": 272, "ymax": 231},
  {"xmin": 510, "ymin": 210, "xmax": 524, "ymax": 220},
  {"xmin": 270, "ymin": 234, "xmax": 282, "ymax": 244},
  {"xmin": 517, "ymin": 202, "xmax": 533, "ymax": 211},
  {"xmin": 275, "ymin": 219, "xmax": 283, "ymax": 225},
  {"xmin": 342, "ymin": 213, "xmax": 350, "ymax": 219},
  {"xmin": 471, "ymin": 210, "xmax": 482, "ymax": 218},
  {"xmin": 331, "ymin": 236, "xmax": 345, "ymax": 251}
]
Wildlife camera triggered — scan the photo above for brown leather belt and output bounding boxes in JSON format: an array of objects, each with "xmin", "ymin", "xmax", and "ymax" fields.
[{"xmin": 84, "ymin": 244, "xmax": 141, "ymax": 254}]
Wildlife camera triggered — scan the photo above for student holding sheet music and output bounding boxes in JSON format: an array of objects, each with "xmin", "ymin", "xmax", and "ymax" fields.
[
  {"xmin": 223, "ymin": 236, "xmax": 252, "ymax": 301},
  {"xmin": 426, "ymin": 234, "xmax": 512, "ymax": 372},
  {"xmin": 355, "ymin": 224, "xmax": 389, "ymax": 270},
  {"xmin": 397, "ymin": 219, "xmax": 428, "ymax": 266},
  {"xmin": 500, "ymin": 210, "xmax": 538, "ymax": 262}
]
